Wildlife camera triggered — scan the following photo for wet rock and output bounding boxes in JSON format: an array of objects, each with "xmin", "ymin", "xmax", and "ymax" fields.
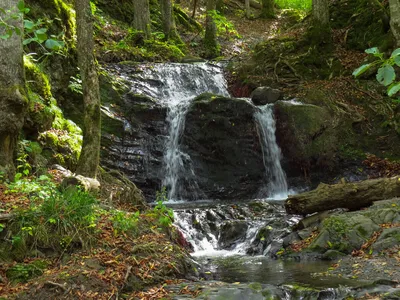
[
  {"xmin": 251, "ymin": 86, "xmax": 282, "ymax": 105},
  {"xmin": 321, "ymin": 250, "xmax": 346, "ymax": 260},
  {"xmin": 100, "ymin": 88, "xmax": 167, "ymax": 200},
  {"xmin": 182, "ymin": 94, "xmax": 265, "ymax": 200},
  {"xmin": 283, "ymin": 232, "xmax": 300, "ymax": 247},
  {"xmin": 373, "ymin": 227, "xmax": 400, "ymax": 252},
  {"xmin": 218, "ymin": 221, "xmax": 248, "ymax": 249},
  {"xmin": 309, "ymin": 214, "xmax": 380, "ymax": 254},
  {"xmin": 274, "ymin": 101, "xmax": 339, "ymax": 181}
]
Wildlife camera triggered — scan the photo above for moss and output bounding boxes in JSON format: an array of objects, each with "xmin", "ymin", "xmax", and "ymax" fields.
[
  {"xmin": 38, "ymin": 99, "xmax": 82, "ymax": 169},
  {"xmin": 24, "ymin": 56, "xmax": 52, "ymax": 102},
  {"xmin": 25, "ymin": 0, "xmax": 76, "ymax": 53},
  {"xmin": 6, "ymin": 260, "xmax": 48, "ymax": 283}
]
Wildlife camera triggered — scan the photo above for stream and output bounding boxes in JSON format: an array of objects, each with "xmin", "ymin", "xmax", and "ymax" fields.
[{"xmin": 106, "ymin": 62, "xmax": 389, "ymax": 299}]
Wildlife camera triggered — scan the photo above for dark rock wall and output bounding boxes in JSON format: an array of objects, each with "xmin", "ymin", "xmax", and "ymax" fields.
[{"xmin": 182, "ymin": 95, "xmax": 265, "ymax": 200}]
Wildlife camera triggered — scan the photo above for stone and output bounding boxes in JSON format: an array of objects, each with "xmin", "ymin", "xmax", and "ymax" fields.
[
  {"xmin": 182, "ymin": 94, "xmax": 265, "ymax": 200},
  {"xmin": 218, "ymin": 220, "xmax": 248, "ymax": 249},
  {"xmin": 251, "ymin": 86, "xmax": 282, "ymax": 105},
  {"xmin": 373, "ymin": 228, "xmax": 400, "ymax": 252}
]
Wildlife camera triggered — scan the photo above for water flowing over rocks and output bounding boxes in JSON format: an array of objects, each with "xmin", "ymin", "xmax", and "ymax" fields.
[{"xmin": 173, "ymin": 200, "xmax": 299, "ymax": 256}]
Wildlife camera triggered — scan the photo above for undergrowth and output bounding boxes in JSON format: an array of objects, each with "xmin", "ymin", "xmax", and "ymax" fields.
[{"xmin": 275, "ymin": 0, "xmax": 312, "ymax": 11}]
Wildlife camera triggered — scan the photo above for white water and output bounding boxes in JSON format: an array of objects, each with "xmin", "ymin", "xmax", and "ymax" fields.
[
  {"xmin": 137, "ymin": 63, "xmax": 230, "ymax": 200},
  {"xmin": 255, "ymin": 104, "xmax": 288, "ymax": 199}
]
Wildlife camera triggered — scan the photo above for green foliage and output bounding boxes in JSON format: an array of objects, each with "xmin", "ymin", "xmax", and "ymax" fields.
[
  {"xmin": 6, "ymin": 260, "xmax": 48, "ymax": 283},
  {"xmin": 208, "ymin": 10, "xmax": 240, "ymax": 39},
  {"xmin": 153, "ymin": 187, "xmax": 174, "ymax": 229},
  {"xmin": 353, "ymin": 47, "xmax": 400, "ymax": 97},
  {"xmin": 14, "ymin": 140, "xmax": 33, "ymax": 181},
  {"xmin": 110, "ymin": 210, "xmax": 140, "ymax": 235},
  {"xmin": 0, "ymin": 0, "xmax": 65, "ymax": 59},
  {"xmin": 7, "ymin": 184, "xmax": 98, "ymax": 258},
  {"xmin": 275, "ymin": 0, "xmax": 312, "ymax": 11}
]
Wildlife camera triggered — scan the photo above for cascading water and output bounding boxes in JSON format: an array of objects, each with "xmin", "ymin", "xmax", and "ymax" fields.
[
  {"xmin": 133, "ymin": 63, "xmax": 230, "ymax": 200},
  {"xmin": 106, "ymin": 63, "xmax": 366, "ymax": 298},
  {"xmin": 254, "ymin": 104, "xmax": 288, "ymax": 199}
]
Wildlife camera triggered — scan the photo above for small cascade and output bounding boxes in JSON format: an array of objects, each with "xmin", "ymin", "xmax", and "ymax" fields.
[
  {"xmin": 173, "ymin": 201, "xmax": 296, "ymax": 256},
  {"xmin": 254, "ymin": 104, "xmax": 288, "ymax": 199},
  {"xmin": 131, "ymin": 63, "xmax": 230, "ymax": 200}
]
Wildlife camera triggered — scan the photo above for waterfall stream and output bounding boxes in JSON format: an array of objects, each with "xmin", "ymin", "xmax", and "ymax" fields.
[
  {"xmin": 103, "ymin": 62, "xmax": 386, "ymax": 299},
  {"xmin": 255, "ymin": 104, "xmax": 288, "ymax": 199},
  {"xmin": 133, "ymin": 63, "xmax": 230, "ymax": 200}
]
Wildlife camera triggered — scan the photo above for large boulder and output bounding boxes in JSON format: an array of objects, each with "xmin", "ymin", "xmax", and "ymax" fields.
[
  {"xmin": 274, "ymin": 101, "xmax": 341, "ymax": 184},
  {"xmin": 182, "ymin": 94, "xmax": 265, "ymax": 200},
  {"xmin": 251, "ymin": 86, "xmax": 282, "ymax": 105}
]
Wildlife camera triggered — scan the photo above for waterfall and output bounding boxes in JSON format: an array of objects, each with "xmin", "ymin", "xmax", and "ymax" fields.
[
  {"xmin": 132, "ymin": 63, "xmax": 230, "ymax": 200},
  {"xmin": 254, "ymin": 104, "xmax": 288, "ymax": 199}
]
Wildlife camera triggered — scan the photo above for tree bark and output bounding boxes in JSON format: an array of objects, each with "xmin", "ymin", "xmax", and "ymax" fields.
[
  {"xmin": 133, "ymin": 0, "xmax": 151, "ymax": 39},
  {"xmin": 285, "ymin": 177, "xmax": 400, "ymax": 215},
  {"xmin": 245, "ymin": 0, "xmax": 251, "ymax": 18},
  {"xmin": 160, "ymin": 0, "xmax": 179, "ymax": 40},
  {"xmin": 389, "ymin": 0, "xmax": 400, "ymax": 47},
  {"xmin": 0, "ymin": 0, "xmax": 26, "ymax": 180},
  {"xmin": 260, "ymin": 0, "xmax": 274, "ymax": 18},
  {"xmin": 75, "ymin": 0, "xmax": 101, "ymax": 178},
  {"xmin": 204, "ymin": 0, "xmax": 219, "ymax": 58},
  {"xmin": 192, "ymin": 0, "xmax": 198, "ymax": 18},
  {"xmin": 312, "ymin": 0, "xmax": 330, "ymax": 26}
]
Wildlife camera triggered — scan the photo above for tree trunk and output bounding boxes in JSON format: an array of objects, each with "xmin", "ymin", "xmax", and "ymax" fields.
[
  {"xmin": 0, "ymin": 0, "xmax": 26, "ymax": 180},
  {"xmin": 260, "ymin": 0, "xmax": 274, "ymax": 18},
  {"xmin": 75, "ymin": 0, "xmax": 101, "ymax": 178},
  {"xmin": 160, "ymin": 0, "xmax": 179, "ymax": 40},
  {"xmin": 204, "ymin": 0, "xmax": 219, "ymax": 58},
  {"xmin": 285, "ymin": 177, "xmax": 400, "ymax": 215},
  {"xmin": 133, "ymin": 0, "xmax": 151, "ymax": 39},
  {"xmin": 312, "ymin": 0, "xmax": 330, "ymax": 26},
  {"xmin": 192, "ymin": 0, "xmax": 198, "ymax": 18},
  {"xmin": 389, "ymin": 0, "xmax": 400, "ymax": 47},
  {"xmin": 245, "ymin": 0, "xmax": 251, "ymax": 18}
]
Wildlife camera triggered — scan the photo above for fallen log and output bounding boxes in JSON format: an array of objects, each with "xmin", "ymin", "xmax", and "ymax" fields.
[
  {"xmin": 285, "ymin": 176, "xmax": 400, "ymax": 215},
  {"xmin": 0, "ymin": 213, "xmax": 14, "ymax": 221}
]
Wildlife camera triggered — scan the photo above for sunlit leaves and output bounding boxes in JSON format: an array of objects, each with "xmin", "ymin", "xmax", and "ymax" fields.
[
  {"xmin": 354, "ymin": 47, "xmax": 400, "ymax": 97},
  {"xmin": 377, "ymin": 65, "xmax": 396, "ymax": 86},
  {"xmin": 387, "ymin": 82, "xmax": 400, "ymax": 97},
  {"xmin": 352, "ymin": 63, "xmax": 372, "ymax": 77}
]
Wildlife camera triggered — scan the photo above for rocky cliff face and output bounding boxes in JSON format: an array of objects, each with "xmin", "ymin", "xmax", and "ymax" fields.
[
  {"xmin": 182, "ymin": 94, "xmax": 265, "ymax": 200},
  {"xmin": 101, "ymin": 92, "xmax": 167, "ymax": 199}
]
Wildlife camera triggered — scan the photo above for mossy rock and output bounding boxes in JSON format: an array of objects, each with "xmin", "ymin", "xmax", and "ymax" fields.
[
  {"xmin": 6, "ymin": 260, "xmax": 48, "ymax": 283},
  {"xmin": 274, "ymin": 101, "xmax": 343, "ymax": 177},
  {"xmin": 308, "ymin": 213, "xmax": 380, "ymax": 254}
]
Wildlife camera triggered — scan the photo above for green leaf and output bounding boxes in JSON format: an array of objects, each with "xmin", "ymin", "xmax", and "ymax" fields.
[
  {"xmin": 35, "ymin": 28, "xmax": 47, "ymax": 34},
  {"xmin": 391, "ymin": 48, "xmax": 400, "ymax": 58},
  {"xmin": 387, "ymin": 82, "xmax": 400, "ymax": 97},
  {"xmin": 377, "ymin": 65, "xmax": 396, "ymax": 86},
  {"xmin": 352, "ymin": 63, "xmax": 372, "ymax": 77},
  {"xmin": 24, "ymin": 20, "xmax": 35, "ymax": 30},
  {"xmin": 365, "ymin": 47, "xmax": 379, "ymax": 55},
  {"xmin": 394, "ymin": 55, "xmax": 400, "ymax": 67},
  {"xmin": 17, "ymin": 0, "xmax": 25, "ymax": 12},
  {"xmin": 23, "ymin": 37, "xmax": 36, "ymax": 45},
  {"xmin": 35, "ymin": 31, "xmax": 47, "ymax": 43},
  {"xmin": 45, "ymin": 38, "xmax": 64, "ymax": 50}
]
